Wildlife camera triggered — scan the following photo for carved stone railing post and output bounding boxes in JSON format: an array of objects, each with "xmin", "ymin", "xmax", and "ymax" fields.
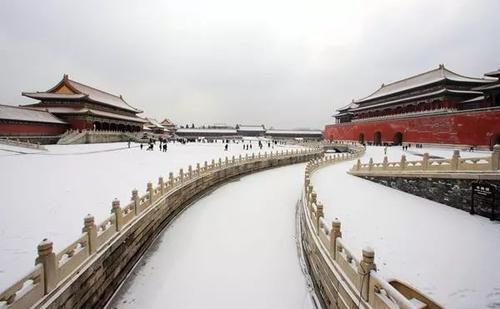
[
  {"xmin": 82, "ymin": 214, "xmax": 97, "ymax": 254},
  {"xmin": 147, "ymin": 182, "xmax": 154, "ymax": 203},
  {"xmin": 400, "ymin": 155, "xmax": 406, "ymax": 170},
  {"xmin": 211, "ymin": 159, "xmax": 216, "ymax": 169},
  {"xmin": 316, "ymin": 203, "xmax": 324, "ymax": 233},
  {"xmin": 219, "ymin": 158, "xmax": 223, "ymax": 167},
  {"xmin": 383, "ymin": 156, "xmax": 388, "ymax": 170},
  {"xmin": 331, "ymin": 219, "xmax": 342, "ymax": 259},
  {"xmin": 188, "ymin": 165, "xmax": 193, "ymax": 178},
  {"xmin": 231, "ymin": 155, "xmax": 235, "ymax": 164},
  {"xmin": 204, "ymin": 161, "xmax": 208, "ymax": 172},
  {"xmin": 168, "ymin": 172, "xmax": 174, "ymax": 187},
  {"xmin": 422, "ymin": 153, "xmax": 429, "ymax": 170},
  {"xmin": 493, "ymin": 145, "xmax": 500, "ymax": 170},
  {"xmin": 368, "ymin": 158, "xmax": 373, "ymax": 171},
  {"xmin": 451, "ymin": 150, "xmax": 460, "ymax": 170},
  {"xmin": 196, "ymin": 163, "xmax": 200, "ymax": 175},
  {"xmin": 356, "ymin": 159, "xmax": 361, "ymax": 171},
  {"xmin": 358, "ymin": 247, "xmax": 376, "ymax": 301},
  {"xmin": 112, "ymin": 199, "xmax": 123, "ymax": 231},
  {"xmin": 158, "ymin": 177, "xmax": 165, "ymax": 194},
  {"xmin": 239, "ymin": 154, "xmax": 242, "ymax": 162},
  {"xmin": 131, "ymin": 189, "xmax": 139, "ymax": 214},
  {"xmin": 36, "ymin": 239, "xmax": 57, "ymax": 294},
  {"xmin": 179, "ymin": 168, "xmax": 184, "ymax": 182}
]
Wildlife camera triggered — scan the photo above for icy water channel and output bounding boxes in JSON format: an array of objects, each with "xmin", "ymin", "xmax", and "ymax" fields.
[{"xmin": 107, "ymin": 164, "xmax": 315, "ymax": 309}]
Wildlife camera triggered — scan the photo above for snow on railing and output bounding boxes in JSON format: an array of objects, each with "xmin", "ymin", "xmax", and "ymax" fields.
[
  {"xmin": 0, "ymin": 138, "xmax": 47, "ymax": 150},
  {"xmin": 350, "ymin": 145, "xmax": 500, "ymax": 175},
  {"xmin": 0, "ymin": 147, "xmax": 322, "ymax": 309},
  {"xmin": 302, "ymin": 144, "xmax": 442, "ymax": 308}
]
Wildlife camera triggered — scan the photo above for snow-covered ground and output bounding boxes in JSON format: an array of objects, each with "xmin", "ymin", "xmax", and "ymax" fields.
[
  {"xmin": 312, "ymin": 146, "xmax": 499, "ymax": 308},
  {"xmin": 0, "ymin": 140, "xmax": 299, "ymax": 291},
  {"xmin": 108, "ymin": 164, "xmax": 314, "ymax": 309}
]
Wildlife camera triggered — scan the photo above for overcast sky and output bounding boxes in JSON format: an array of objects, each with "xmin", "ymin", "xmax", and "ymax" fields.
[{"xmin": 0, "ymin": 0, "xmax": 498, "ymax": 129}]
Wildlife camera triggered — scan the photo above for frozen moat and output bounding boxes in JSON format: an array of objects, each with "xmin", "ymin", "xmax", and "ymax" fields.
[{"xmin": 107, "ymin": 164, "xmax": 314, "ymax": 309}]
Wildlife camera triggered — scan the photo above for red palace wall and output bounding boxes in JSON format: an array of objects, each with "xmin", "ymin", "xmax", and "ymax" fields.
[
  {"xmin": 324, "ymin": 108, "xmax": 500, "ymax": 148},
  {"xmin": 0, "ymin": 123, "xmax": 68, "ymax": 136}
]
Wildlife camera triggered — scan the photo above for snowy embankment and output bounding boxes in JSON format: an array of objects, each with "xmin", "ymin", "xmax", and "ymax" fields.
[
  {"xmin": 312, "ymin": 146, "xmax": 499, "ymax": 308},
  {"xmin": 107, "ymin": 164, "xmax": 314, "ymax": 309},
  {"xmin": 0, "ymin": 140, "xmax": 299, "ymax": 291}
]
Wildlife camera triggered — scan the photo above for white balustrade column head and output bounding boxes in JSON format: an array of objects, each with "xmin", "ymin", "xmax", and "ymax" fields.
[
  {"xmin": 423, "ymin": 153, "xmax": 430, "ymax": 169},
  {"xmin": 311, "ymin": 191, "xmax": 317, "ymax": 203},
  {"xmin": 451, "ymin": 150, "xmax": 460, "ymax": 170},
  {"xmin": 147, "ymin": 182, "xmax": 154, "ymax": 193},
  {"xmin": 317, "ymin": 202, "xmax": 324, "ymax": 217},
  {"xmin": 188, "ymin": 165, "xmax": 193, "ymax": 177},
  {"xmin": 232, "ymin": 155, "xmax": 235, "ymax": 163},
  {"xmin": 36, "ymin": 238, "xmax": 57, "ymax": 294},
  {"xmin": 158, "ymin": 177, "xmax": 165, "ymax": 193},
  {"xmin": 83, "ymin": 214, "xmax": 97, "ymax": 254},
  {"xmin": 204, "ymin": 161, "xmax": 208, "ymax": 170},
  {"xmin": 168, "ymin": 172, "xmax": 174, "ymax": 185},
  {"xmin": 400, "ymin": 155, "xmax": 407, "ymax": 170},
  {"xmin": 196, "ymin": 163, "xmax": 200, "ymax": 173},
  {"xmin": 492, "ymin": 144, "xmax": 500, "ymax": 170},
  {"xmin": 368, "ymin": 158, "xmax": 374, "ymax": 171},
  {"xmin": 179, "ymin": 168, "xmax": 184, "ymax": 181},
  {"xmin": 112, "ymin": 198, "xmax": 124, "ymax": 230},
  {"xmin": 383, "ymin": 156, "xmax": 388, "ymax": 169},
  {"xmin": 359, "ymin": 247, "xmax": 376, "ymax": 301},
  {"xmin": 356, "ymin": 159, "xmax": 361, "ymax": 171},
  {"xmin": 239, "ymin": 154, "xmax": 242, "ymax": 161},
  {"xmin": 219, "ymin": 158, "xmax": 223, "ymax": 166},
  {"xmin": 211, "ymin": 159, "xmax": 216, "ymax": 168}
]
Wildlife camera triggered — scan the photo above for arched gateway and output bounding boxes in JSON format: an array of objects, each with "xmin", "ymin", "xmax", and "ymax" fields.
[
  {"xmin": 374, "ymin": 131, "xmax": 382, "ymax": 146},
  {"xmin": 393, "ymin": 132, "xmax": 403, "ymax": 145}
]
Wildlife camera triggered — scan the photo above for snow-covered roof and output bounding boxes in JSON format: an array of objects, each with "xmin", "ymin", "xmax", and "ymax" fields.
[
  {"xmin": 22, "ymin": 75, "xmax": 142, "ymax": 113},
  {"xmin": 0, "ymin": 104, "xmax": 67, "ymax": 124},
  {"xmin": 485, "ymin": 69, "xmax": 500, "ymax": 78},
  {"xmin": 461, "ymin": 96, "xmax": 484, "ymax": 103},
  {"xmin": 351, "ymin": 89, "xmax": 482, "ymax": 112},
  {"xmin": 27, "ymin": 106, "xmax": 147, "ymax": 123},
  {"xmin": 176, "ymin": 128, "xmax": 237, "ymax": 134},
  {"xmin": 146, "ymin": 118, "xmax": 165, "ymax": 129},
  {"xmin": 265, "ymin": 129, "xmax": 322, "ymax": 135},
  {"xmin": 354, "ymin": 65, "xmax": 495, "ymax": 104},
  {"xmin": 237, "ymin": 125, "xmax": 266, "ymax": 131},
  {"xmin": 160, "ymin": 118, "xmax": 175, "ymax": 126}
]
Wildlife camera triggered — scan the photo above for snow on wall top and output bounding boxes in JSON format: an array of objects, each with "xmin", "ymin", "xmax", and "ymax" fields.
[
  {"xmin": 237, "ymin": 125, "xmax": 266, "ymax": 131},
  {"xmin": 354, "ymin": 65, "xmax": 495, "ymax": 104},
  {"xmin": 0, "ymin": 104, "xmax": 67, "ymax": 124},
  {"xmin": 22, "ymin": 75, "xmax": 142, "ymax": 113},
  {"xmin": 265, "ymin": 129, "xmax": 323, "ymax": 135},
  {"xmin": 176, "ymin": 128, "xmax": 238, "ymax": 134}
]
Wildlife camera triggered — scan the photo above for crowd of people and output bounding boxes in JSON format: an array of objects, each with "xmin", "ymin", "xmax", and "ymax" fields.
[{"xmin": 135, "ymin": 137, "xmax": 288, "ymax": 153}]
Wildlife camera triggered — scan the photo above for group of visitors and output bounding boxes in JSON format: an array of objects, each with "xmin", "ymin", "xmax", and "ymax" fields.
[{"xmin": 139, "ymin": 137, "xmax": 168, "ymax": 152}]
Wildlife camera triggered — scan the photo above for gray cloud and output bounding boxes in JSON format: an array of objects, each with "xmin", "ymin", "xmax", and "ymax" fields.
[{"xmin": 0, "ymin": 0, "xmax": 499, "ymax": 129}]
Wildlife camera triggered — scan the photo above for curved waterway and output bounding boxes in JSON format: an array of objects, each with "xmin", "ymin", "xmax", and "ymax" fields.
[{"xmin": 108, "ymin": 164, "xmax": 315, "ymax": 309}]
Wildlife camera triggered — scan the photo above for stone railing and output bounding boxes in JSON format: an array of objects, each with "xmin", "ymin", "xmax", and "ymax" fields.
[
  {"xmin": 300, "ymin": 145, "xmax": 442, "ymax": 308},
  {"xmin": 0, "ymin": 138, "xmax": 47, "ymax": 150},
  {"xmin": 0, "ymin": 148, "xmax": 322, "ymax": 309},
  {"xmin": 350, "ymin": 145, "xmax": 500, "ymax": 176}
]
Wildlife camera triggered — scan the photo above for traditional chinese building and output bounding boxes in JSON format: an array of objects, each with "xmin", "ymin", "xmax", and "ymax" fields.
[
  {"xmin": 0, "ymin": 104, "xmax": 68, "ymax": 136},
  {"xmin": 22, "ymin": 74, "xmax": 147, "ymax": 132},
  {"xmin": 236, "ymin": 124, "xmax": 266, "ymax": 137},
  {"xmin": 325, "ymin": 65, "xmax": 500, "ymax": 149}
]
